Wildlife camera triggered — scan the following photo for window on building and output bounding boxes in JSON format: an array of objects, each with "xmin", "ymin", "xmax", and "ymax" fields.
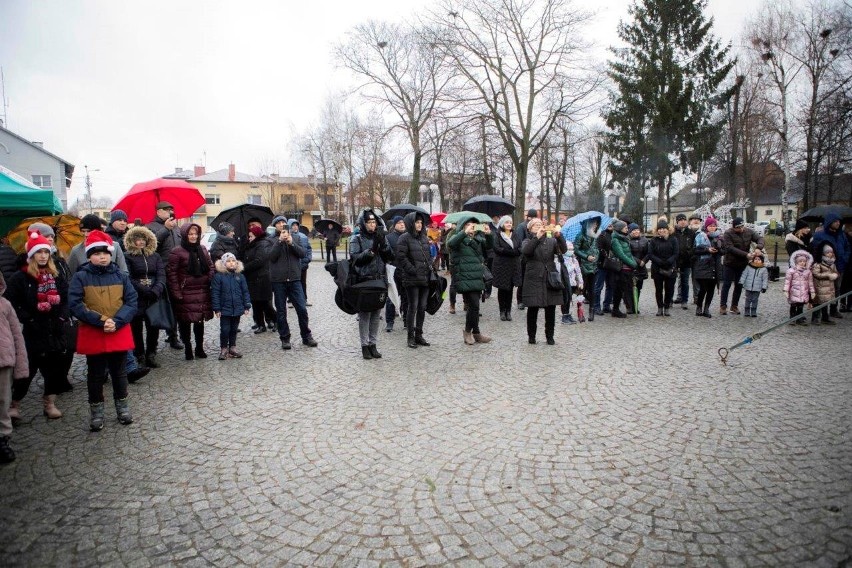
[
  {"xmin": 32, "ymin": 175, "xmax": 52, "ymax": 188},
  {"xmin": 205, "ymin": 194, "xmax": 221, "ymax": 205},
  {"xmin": 303, "ymin": 194, "xmax": 314, "ymax": 206},
  {"xmin": 765, "ymin": 209, "xmax": 773, "ymax": 215},
  {"xmin": 247, "ymin": 194, "xmax": 262, "ymax": 205},
  {"xmin": 206, "ymin": 184, "xmax": 217, "ymax": 188},
  {"xmin": 280, "ymin": 194, "xmax": 296, "ymax": 208}
]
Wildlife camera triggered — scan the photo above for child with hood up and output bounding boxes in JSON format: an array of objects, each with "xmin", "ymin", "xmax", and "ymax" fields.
[
  {"xmin": 560, "ymin": 241, "xmax": 584, "ymax": 324},
  {"xmin": 784, "ymin": 249, "xmax": 815, "ymax": 326},
  {"xmin": 810, "ymin": 244, "xmax": 839, "ymax": 325},
  {"xmin": 0, "ymin": 272, "xmax": 29, "ymax": 463},
  {"xmin": 738, "ymin": 250, "xmax": 769, "ymax": 317},
  {"xmin": 212, "ymin": 253, "xmax": 252, "ymax": 360}
]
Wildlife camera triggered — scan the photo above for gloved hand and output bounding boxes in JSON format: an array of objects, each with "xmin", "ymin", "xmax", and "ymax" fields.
[{"xmin": 761, "ymin": 289, "xmax": 766, "ymax": 294}]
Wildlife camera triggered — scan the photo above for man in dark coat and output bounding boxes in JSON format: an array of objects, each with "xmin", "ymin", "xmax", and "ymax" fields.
[
  {"xmin": 671, "ymin": 214, "xmax": 695, "ymax": 308},
  {"xmin": 105, "ymin": 210, "xmax": 129, "ymax": 253},
  {"xmin": 719, "ymin": 217, "xmax": 764, "ymax": 315},
  {"xmin": 146, "ymin": 201, "xmax": 183, "ymax": 348},
  {"xmin": 268, "ymin": 215, "xmax": 317, "ymax": 350}
]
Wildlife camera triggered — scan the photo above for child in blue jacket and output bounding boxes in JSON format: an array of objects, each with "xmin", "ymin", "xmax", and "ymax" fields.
[
  {"xmin": 212, "ymin": 253, "xmax": 251, "ymax": 360},
  {"xmin": 738, "ymin": 251, "xmax": 769, "ymax": 317}
]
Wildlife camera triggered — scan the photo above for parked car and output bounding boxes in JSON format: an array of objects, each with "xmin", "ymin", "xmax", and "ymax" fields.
[{"xmin": 200, "ymin": 231, "xmax": 217, "ymax": 250}]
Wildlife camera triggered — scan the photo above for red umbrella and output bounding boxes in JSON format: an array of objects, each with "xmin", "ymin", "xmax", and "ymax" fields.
[
  {"xmin": 430, "ymin": 211, "xmax": 447, "ymax": 227},
  {"xmin": 113, "ymin": 178, "xmax": 205, "ymax": 224}
]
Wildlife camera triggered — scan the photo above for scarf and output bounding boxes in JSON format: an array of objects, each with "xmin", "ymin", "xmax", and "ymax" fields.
[
  {"xmin": 36, "ymin": 269, "xmax": 60, "ymax": 312},
  {"xmin": 500, "ymin": 231, "xmax": 514, "ymax": 248},
  {"xmin": 182, "ymin": 238, "xmax": 208, "ymax": 277}
]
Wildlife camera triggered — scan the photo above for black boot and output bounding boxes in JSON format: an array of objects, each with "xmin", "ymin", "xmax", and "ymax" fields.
[
  {"xmin": 407, "ymin": 330, "xmax": 417, "ymax": 348},
  {"xmin": 184, "ymin": 345, "xmax": 194, "ymax": 360},
  {"xmin": 656, "ymin": 307, "xmax": 664, "ymax": 317},
  {"xmin": 505, "ymin": 309, "xmax": 512, "ymax": 321},
  {"xmin": 361, "ymin": 346, "xmax": 373, "ymax": 360},
  {"xmin": 415, "ymin": 331, "xmax": 430, "ymax": 346},
  {"xmin": 500, "ymin": 310, "xmax": 507, "ymax": 321},
  {"xmin": 663, "ymin": 307, "xmax": 670, "ymax": 317},
  {"xmin": 0, "ymin": 436, "xmax": 16, "ymax": 463},
  {"xmin": 194, "ymin": 326, "xmax": 207, "ymax": 358},
  {"xmin": 368, "ymin": 345, "xmax": 382, "ymax": 358}
]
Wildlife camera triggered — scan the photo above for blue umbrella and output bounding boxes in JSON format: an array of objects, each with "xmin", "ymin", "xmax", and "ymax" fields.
[{"xmin": 560, "ymin": 211, "xmax": 612, "ymax": 242}]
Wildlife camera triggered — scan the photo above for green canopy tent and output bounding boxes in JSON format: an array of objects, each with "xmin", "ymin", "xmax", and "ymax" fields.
[{"xmin": 0, "ymin": 167, "xmax": 64, "ymax": 236}]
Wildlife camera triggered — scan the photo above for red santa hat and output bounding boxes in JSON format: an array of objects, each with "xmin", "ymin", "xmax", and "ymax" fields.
[
  {"xmin": 26, "ymin": 231, "xmax": 52, "ymax": 259},
  {"xmin": 85, "ymin": 229, "xmax": 115, "ymax": 257}
]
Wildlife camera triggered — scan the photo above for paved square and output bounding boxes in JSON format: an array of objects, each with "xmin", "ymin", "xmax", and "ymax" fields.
[{"xmin": 1, "ymin": 267, "xmax": 850, "ymax": 566}]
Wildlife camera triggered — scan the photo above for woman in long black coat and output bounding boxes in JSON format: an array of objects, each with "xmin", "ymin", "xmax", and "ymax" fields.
[
  {"xmin": 395, "ymin": 212, "xmax": 432, "ymax": 348},
  {"xmin": 647, "ymin": 220, "xmax": 679, "ymax": 316},
  {"xmin": 491, "ymin": 215, "xmax": 522, "ymax": 321},
  {"xmin": 241, "ymin": 226, "xmax": 277, "ymax": 333},
  {"xmin": 521, "ymin": 218, "xmax": 568, "ymax": 345}
]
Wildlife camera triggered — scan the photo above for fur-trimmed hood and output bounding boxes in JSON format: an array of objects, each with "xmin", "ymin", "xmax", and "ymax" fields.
[
  {"xmin": 215, "ymin": 258, "xmax": 244, "ymax": 274},
  {"xmin": 789, "ymin": 249, "xmax": 813, "ymax": 269},
  {"xmin": 124, "ymin": 225, "xmax": 158, "ymax": 256}
]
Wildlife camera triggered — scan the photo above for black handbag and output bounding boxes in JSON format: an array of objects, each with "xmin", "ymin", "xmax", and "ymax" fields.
[
  {"xmin": 145, "ymin": 295, "xmax": 176, "ymax": 330},
  {"xmin": 657, "ymin": 267, "xmax": 674, "ymax": 278},
  {"xmin": 482, "ymin": 265, "xmax": 494, "ymax": 287},
  {"xmin": 603, "ymin": 255, "xmax": 623, "ymax": 272},
  {"xmin": 426, "ymin": 270, "xmax": 448, "ymax": 315},
  {"xmin": 547, "ymin": 268, "xmax": 565, "ymax": 290}
]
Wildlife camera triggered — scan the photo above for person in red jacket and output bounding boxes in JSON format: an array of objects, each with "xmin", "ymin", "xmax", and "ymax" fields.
[{"xmin": 69, "ymin": 230, "xmax": 138, "ymax": 431}]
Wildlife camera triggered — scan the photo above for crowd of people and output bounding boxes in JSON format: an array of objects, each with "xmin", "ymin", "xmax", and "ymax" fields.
[{"xmin": 0, "ymin": 202, "xmax": 849, "ymax": 463}]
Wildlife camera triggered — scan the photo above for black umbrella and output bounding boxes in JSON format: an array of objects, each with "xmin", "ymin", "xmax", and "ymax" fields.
[
  {"xmin": 463, "ymin": 195, "xmax": 515, "ymax": 218},
  {"xmin": 380, "ymin": 204, "xmax": 430, "ymax": 222},
  {"xmin": 799, "ymin": 205, "xmax": 852, "ymax": 223},
  {"xmin": 314, "ymin": 218, "xmax": 343, "ymax": 236},
  {"xmin": 210, "ymin": 204, "xmax": 274, "ymax": 238}
]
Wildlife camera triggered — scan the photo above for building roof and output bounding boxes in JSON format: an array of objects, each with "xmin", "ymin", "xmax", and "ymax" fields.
[
  {"xmin": 190, "ymin": 168, "xmax": 268, "ymax": 183},
  {"xmin": 0, "ymin": 124, "xmax": 75, "ymax": 185}
]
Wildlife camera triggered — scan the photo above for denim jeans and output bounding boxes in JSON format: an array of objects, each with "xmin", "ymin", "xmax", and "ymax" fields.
[
  {"xmin": 677, "ymin": 266, "xmax": 691, "ymax": 302},
  {"xmin": 272, "ymin": 281, "xmax": 312, "ymax": 341},
  {"xmin": 594, "ymin": 268, "xmax": 613, "ymax": 310}
]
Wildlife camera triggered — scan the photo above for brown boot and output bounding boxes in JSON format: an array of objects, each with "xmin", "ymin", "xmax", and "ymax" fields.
[
  {"xmin": 43, "ymin": 395, "xmax": 62, "ymax": 419},
  {"xmin": 473, "ymin": 333, "xmax": 492, "ymax": 343},
  {"xmin": 8, "ymin": 400, "xmax": 21, "ymax": 421},
  {"xmin": 463, "ymin": 330, "xmax": 475, "ymax": 345},
  {"xmin": 449, "ymin": 304, "xmax": 456, "ymax": 314}
]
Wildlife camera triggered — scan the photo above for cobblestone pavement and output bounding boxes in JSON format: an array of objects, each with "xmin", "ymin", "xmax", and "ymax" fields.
[{"xmin": 2, "ymin": 264, "xmax": 850, "ymax": 567}]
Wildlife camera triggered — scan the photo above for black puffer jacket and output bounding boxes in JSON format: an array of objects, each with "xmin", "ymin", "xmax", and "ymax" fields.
[
  {"xmin": 124, "ymin": 226, "xmax": 166, "ymax": 313},
  {"xmin": 648, "ymin": 235, "xmax": 679, "ymax": 277},
  {"xmin": 672, "ymin": 226, "xmax": 694, "ymax": 268},
  {"xmin": 242, "ymin": 236, "xmax": 272, "ymax": 301},
  {"xmin": 596, "ymin": 229, "xmax": 613, "ymax": 268},
  {"xmin": 395, "ymin": 212, "xmax": 431, "ymax": 287},
  {"xmin": 0, "ymin": 244, "xmax": 20, "ymax": 282},
  {"xmin": 491, "ymin": 226, "xmax": 522, "ymax": 289},
  {"xmin": 4, "ymin": 266, "xmax": 70, "ymax": 355},
  {"xmin": 210, "ymin": 234, "xmax": 239, "ymax": 263},
  {"xmin": 349, "ymin": 210, "xmax": 393, "ymax": 283},
  {"xmin": 629, "ymin": 235, "xmax": 650, "ymax": 279}
]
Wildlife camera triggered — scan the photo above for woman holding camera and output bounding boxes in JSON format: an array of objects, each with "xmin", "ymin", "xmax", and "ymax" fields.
[
  {"xmin": 521, "ymin": 219, "xmax": 568, "ymax": 345},
  {"xmin": 447, "ymin": 218, "xmax": 493, "ymax": 345}
]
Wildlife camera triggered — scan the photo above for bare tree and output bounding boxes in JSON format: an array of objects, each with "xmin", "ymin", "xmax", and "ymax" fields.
[
  {"xmin": 429, "ymin": 0, "xmax": 601, "ymax": 221},
  {"xmin": 334, "ymin": 21, "xmax": 451, "ymax": 205}
]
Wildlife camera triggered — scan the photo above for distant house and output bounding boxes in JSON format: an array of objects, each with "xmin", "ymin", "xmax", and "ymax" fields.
[
  {"xmin": 0, "ymin": 124, "xmax": 74, "ymax": 209},
  {"xmin": 164, "ymin": 165, "xmax": 343, "ymax": 230}
]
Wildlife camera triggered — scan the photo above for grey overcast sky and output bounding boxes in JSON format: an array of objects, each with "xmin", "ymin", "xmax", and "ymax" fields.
[{"xmin": 0, "ymin": 0, "xmax": 753, "ymax": 205}]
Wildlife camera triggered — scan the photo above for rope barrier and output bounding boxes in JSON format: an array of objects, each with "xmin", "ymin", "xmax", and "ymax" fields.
[{"xmin": 718, "ymin": 289, "xmax": 852, "ymax": 366}]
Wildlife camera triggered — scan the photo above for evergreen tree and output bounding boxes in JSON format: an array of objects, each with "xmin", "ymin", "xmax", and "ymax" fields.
[
  {"xmin": 605, "ymin": 0, "xmax": 734, "ymax": 221},
  {"xmin": 585, "ymin": 175, "xmax": 605, "ymax": 212}
]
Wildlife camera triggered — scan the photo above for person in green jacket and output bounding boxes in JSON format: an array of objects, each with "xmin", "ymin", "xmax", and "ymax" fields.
[
  {"xmin": 447, "ymin": 217, "xmax": 494, "ymax": 345},
  {"xmin": 573, "ymin": 217, "xmax": 601, "ymax": 322},
  {"xmin": 609, "ymin": 220, "xmax": 638, "ymax": 318}
]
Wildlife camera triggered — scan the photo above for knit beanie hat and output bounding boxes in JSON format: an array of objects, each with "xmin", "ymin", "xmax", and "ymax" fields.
[
  {"xmin": 109, "ymin": 209, "xmax": 128, "ymax": 224},
  {"xmin": 497, "ymin": 215, "xmax": 513, "ymax": 231},
  {"xmin": 27, "ymin": 222, "xmax": 55, "ymax": 238},
  {"xmin": 80, "ymin": 214, "xmax": 105, "ymax": 231},
  {"xmin": 612, "ymin": 220, "xmax": 627, "ymax": 233},
  {"xmin": 657, "ymin": 219, "xmax": 669, "ymax": 230},
  {"xmin": 703, "ymin": 216, "xmax": 718, "ymax": 230},
  {"xmin": 85, "ymin": 230, "xmax": 115, "ymax": 257},
  {"xmin": 220, "ymin": 252, "xmax": 237, "ymax": 263},
  {"xmin": 218, "ymin": 222, "xmax": 235, "ymax": 236},
  {"xmin": 794, "ymin": 219, "xmax": 809, "ymax": 232},
  {"xmin": 675, "ymin": 214, "xmax": 687, "ymax": 222},
  {"xmin": 628, "ymin": 223, "xmax": 640, "ymax": 233},
  {"xmin": 527, "ymin": 208, "xmax": 538, "ymax": 218},
  {"xmin": 391, "ymin": 215, "xmax": 404, "ymax": 226},
  {"xmin": 26, "ymin": 231, "xmax": 52, "ymax": 259},
  {"xmin": 248, "ymin": 225, "xmax": 265, "ymax": 238}
]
